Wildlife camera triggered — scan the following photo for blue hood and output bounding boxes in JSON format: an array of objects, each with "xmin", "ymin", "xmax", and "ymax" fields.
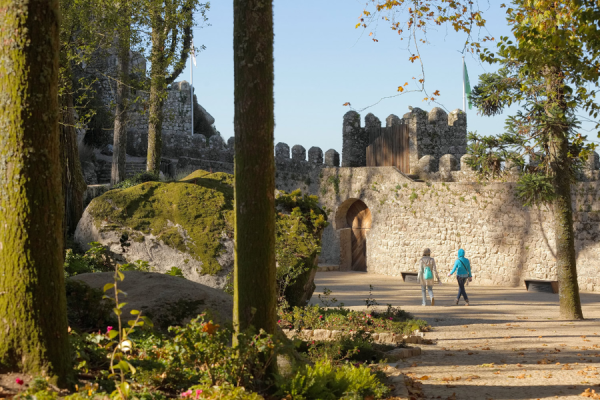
[{"xmin": 458, "ymin": 249, "xmax": 465, "ymax": 257}]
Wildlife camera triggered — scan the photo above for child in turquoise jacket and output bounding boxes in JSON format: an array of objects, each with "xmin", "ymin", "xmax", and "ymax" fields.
[{"xmin": 448, "ymin": 249, "xmax": 472, "ymax": 306}]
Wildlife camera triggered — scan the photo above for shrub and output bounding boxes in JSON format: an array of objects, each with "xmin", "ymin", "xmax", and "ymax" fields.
[
  {"xmin": 131, "ymin": 316, "xmax": 278, "ymax": 393},
  {"xmin": 182, "ymin": 385, "xmax": 264, "ymax": 400},
  {"xmin": 64, "ymin": 242, "xmax": 113, "ymax": 276},
  {"xmin": 275, "ymin": 360, "xmax": 390, "ymax": 400},
  {"xmin": 113, "ymin": 171, "xmax": 160, "ymax": 189}
]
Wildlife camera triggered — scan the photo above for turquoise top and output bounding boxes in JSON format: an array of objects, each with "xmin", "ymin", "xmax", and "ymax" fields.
[{"xmin": 449, "ymin": 249, "xmax": 471, "ymax": 277}]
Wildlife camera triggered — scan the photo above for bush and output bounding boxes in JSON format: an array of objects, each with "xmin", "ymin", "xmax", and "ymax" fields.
[
  {"xmin": 113, "ymin": 171, "xmax": 160, "ymax": 189},
  {"xmin": 182, "ymin": 385, "xmax": 264, "ymax": 400},
  {"xmin": 64, "ymin": 242, "xmax": 113, "ymax": 277},
  {"xmin": 131, "ymin": 316, "xmax": 278, "ymax": 393},
  {"xmin": 275, "ymin": 360, "xmax": 390, "ymax": 400},
  {"xmin": 275, "ymin": 190, "xmax": 328, "ymax": 307},
  {"xmin": 278, "ymin": 303, "xmax": 427, "ymax": 335}
]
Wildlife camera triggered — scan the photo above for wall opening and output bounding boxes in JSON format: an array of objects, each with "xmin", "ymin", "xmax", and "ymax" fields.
[{"xmin": 335, "ymin": 199, "xmax": 372, "ymax": 272}]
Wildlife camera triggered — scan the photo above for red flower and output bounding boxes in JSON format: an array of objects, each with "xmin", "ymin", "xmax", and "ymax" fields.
[{"xmin": 15, "ymin": 378, "xmax": 24, "ymax": 386}]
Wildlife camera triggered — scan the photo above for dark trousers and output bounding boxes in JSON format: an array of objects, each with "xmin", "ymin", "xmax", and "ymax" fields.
[{"xmin": 456, "ymin": 277, "xmax": 469, "ymax": 301}]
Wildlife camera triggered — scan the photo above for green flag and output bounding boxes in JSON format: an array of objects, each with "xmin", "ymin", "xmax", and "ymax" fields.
[{"xmin": 463, "ymin": 58, "xmax": 472, "ymax": 110}]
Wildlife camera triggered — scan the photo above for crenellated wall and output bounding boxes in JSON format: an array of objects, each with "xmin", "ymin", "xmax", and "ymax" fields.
[{"xmin": 342, "ymin": 107, "xmax": 468, "ymax": 176}]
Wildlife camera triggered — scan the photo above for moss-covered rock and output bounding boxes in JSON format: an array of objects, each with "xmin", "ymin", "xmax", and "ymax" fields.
[{"xmin": 74, "ymin": 170, "xmax": 327, "ymax": 304}]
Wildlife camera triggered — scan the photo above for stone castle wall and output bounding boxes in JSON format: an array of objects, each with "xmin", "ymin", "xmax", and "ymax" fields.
[
  {"xmin": 341, "ymin": 107, "xmax": 468, "ymax": 174},
  {"xmin": 312, "ymin": 167, "xmax": 600, "ymax": 293}
]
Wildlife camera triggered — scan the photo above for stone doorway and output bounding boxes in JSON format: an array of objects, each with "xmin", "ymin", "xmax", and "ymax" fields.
[{"xmin": 335, "ymin": 199, "xmax": 372, "ymax": 272}]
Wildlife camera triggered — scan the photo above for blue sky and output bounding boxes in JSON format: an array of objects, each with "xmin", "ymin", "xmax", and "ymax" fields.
[{"xmin": 183, "ymin": 1, "xmax": 595, "ymax": 155}]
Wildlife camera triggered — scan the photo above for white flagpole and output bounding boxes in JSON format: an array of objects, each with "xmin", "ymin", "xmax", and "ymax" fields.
[
  {"xmin": 190, "ymin": 55, "xmax": 194, "ymax": 137},
  {"xmin": 462, "ymin": 56, "xmax": 466, "ymax": 112}
]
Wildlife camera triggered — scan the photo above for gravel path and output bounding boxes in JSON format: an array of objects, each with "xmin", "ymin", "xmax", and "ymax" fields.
[{"xmin": 313, "ymin": 271, "xmax": 600, "ymax": 400}]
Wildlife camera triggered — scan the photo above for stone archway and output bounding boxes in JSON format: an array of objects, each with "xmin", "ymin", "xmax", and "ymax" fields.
[{"xmin": 335, "ymin": 199, "xmax": 372, "ymax": 271}]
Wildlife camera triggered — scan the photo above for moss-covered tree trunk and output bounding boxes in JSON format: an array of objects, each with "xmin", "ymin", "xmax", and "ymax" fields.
[
  {"xmin": 546, "ymin": 67, "xmax": 583, "ymax": 320},
  {"xmin": 233, "ymin": 0, "xmax": 277, "ymax": 337},
  {"xmin": 146, "ymin": 16, "xmax": 165, "ymax": 175},
  {"xmin": 111, "ymin": 22, "xmax": 131, "ymax": 186},
  {"xmin": 60, "ymin": 87, "xmax": 88, "ymax": 236},
  {"xmin": 0, "ymin": 0, "xmax": 72, "ymax": 386}
]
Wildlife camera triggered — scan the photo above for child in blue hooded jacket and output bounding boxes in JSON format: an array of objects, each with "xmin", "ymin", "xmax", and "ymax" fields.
[{"xmin": 448, "ymin": 249, "xmax": 472, "ymax": 306}]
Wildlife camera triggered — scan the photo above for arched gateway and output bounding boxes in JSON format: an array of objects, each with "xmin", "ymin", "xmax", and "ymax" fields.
[{"xmin": 335, "ymin": 199, "xmax": 372, "ymax": 271}]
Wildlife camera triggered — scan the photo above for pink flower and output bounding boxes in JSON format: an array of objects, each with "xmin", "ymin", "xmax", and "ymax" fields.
[
  {"xmin": 278, "ymin": 320, "xmax": 281, "ymax": 323},
  {"xmin": 195, "ymin": 389, "xmax": 203, "ymax": 399},
  {"xmin": 181, "ymin": 390, "xmax": 193, "ymax": 398},
  {"xmin": 389, "ymin": 317, "xmax": 393, "ymax": 320},
  {"xmin": 15, "ymin": 378, "xmax": 24, "ymax": 386},
  {"xmin": 107, "ymin": 326, "xmax": 113, "ymax": 333},
  {"xmin": 319, "ymin": 315, "xmax": 323, "ymax": 319}
]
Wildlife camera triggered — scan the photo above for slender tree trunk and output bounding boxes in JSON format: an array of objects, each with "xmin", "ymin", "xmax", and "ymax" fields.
[
  {"xmin": 546, "ymin": 67, "xmax": 583, "ymax": 320},
  {"xmin": 0, "ymin": 0, "xmax": 72, "ymax": 386},
  {"xmin": 111, "ymin": 23, "xmax": 131, "ymax": 186},
  {"xmin": 233, "ymin": 0, "xmax": 277, "ymax": 338},
  {"xmin": 60, "ymin": 87, "xmax": 88, "ymax": 236},
  {"xmin": 146, "ymin": 20, "xmax": 165, "ymax": 175}
]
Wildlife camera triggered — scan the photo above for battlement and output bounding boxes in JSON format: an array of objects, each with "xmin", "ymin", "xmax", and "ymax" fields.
[{"xmin": 341, "ymin": 107, "xmax": 467, "ymax": 174}]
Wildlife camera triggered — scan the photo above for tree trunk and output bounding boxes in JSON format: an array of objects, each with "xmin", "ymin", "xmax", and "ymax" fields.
[
  {"xmin": 546, "ymin": 67, "xmax": 583, "ymax": 320},
  {"xmin": 60, "ymin": 88, "xmax": 88, "ymax": 236},
  {"xmin": 233, "ymin": 0, "xmax": 277, "ymax": 338},
  {"xmin": 0, "ymin": 0, "xmax": 72, "ymax": 386},
  {"xmin": 111, "ymin": 24, "xmax": 131, "ymax": 186},
  {"xmin": 146, "ymin": 20, "xmax": 165, "ymax": 175}
]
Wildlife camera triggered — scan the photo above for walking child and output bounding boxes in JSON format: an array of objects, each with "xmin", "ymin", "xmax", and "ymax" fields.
[
  {"xmin": 416, "ymin": 248, "xmax": 442, "ymax": 306},
  {"xmin": 448, "ymin": 248, "xmax": 472, "ymax": 306}
]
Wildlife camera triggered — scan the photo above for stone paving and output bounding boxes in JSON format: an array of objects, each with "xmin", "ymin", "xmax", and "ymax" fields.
[{"xmin": 313, "ymin": 271, "xmax": 600, "ymax": 400}]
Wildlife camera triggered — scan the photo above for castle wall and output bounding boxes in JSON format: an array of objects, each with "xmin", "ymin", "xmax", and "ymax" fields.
[
  {"xmin": 341, "ymin": 107, "xmax": 468, "ymax": 174},
  {"xmin": 314, "ymin": 167, "xmax": 600, "ymax": 293}
]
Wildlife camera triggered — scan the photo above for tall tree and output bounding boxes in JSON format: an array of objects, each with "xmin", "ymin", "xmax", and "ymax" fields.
[
  {"xmin": 111, "ymin": 9, "xmax": 132, "ymax": 186},
  {"xmin": 145, "ymin": 0, "xmax": 208, "ymax": 174},
  {"xmin": 469, "ymin": 0, "xmax": 600, "ymax": 320},
  {"xmin": 232, "ymin": 0, "xmax": 277, "ymax": 339},
  {"xmin": 0, "ymin": 0, "xmax": 72, "ymax": 386}
]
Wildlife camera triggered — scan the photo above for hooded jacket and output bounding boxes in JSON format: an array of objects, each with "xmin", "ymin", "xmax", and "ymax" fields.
[{"xmin": 449, "ymin": 249, "xmax": 471, "ymax": 277}]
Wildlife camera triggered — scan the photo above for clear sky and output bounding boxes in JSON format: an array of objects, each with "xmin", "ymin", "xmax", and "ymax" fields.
[{"xmin": 182, "ymin": 1, "xmax": 596, "ymax": 156}]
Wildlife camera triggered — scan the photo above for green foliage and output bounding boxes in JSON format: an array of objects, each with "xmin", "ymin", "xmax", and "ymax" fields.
[
  {"xmin": 131, "ymin": 316, "xmax": 278, "ymax": 392},
  {"xmin": 66, "ymin": 280, "xmax": 116, "ymax": 333},
  {"xmin": 113, "ymin": 172, "xmax": 160, "ymax": 189},
  {"xmin": 275, "ymin": 190, "xmax": 328, "ymax": 306},
  {"xmin": 165, "ymin": 266, "xmax": 185, "ymax": 277},
  {"xmin": 326, "ymin": 176, "xmax": 340, "ymax": 195},
  {"xmin": 182, "ymin": 385, "xmax": 264, "ymax": 400},
  {"xmin": 278, "ymin": 303, "xmax": 426, "ymax": 335},
  {"xmin": 515, "ymin": 172, "xmax": 556, "ymax": 207},
  {"xmin": 121, "ymin": 260, "xmax": 153, "ymax": 272},
  {"xmin": 64, "ymin": 242, "xmax": 113, "ymax": 276},
  {"xmin": 275, "ymin": 360, "xmax": 390, "ymax": 400}
]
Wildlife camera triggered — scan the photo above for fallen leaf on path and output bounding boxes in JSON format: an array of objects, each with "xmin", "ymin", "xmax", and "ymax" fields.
[
  {"xmin": 581, "ymin": 388, "xmax": 600, "ymax": 398},
  {"xmin": 481, "ymin": 347, "xmax": 491, "ymax": 350},
  {"xmin": 467, "ymin": 352, "xmax": 474, "ymax": 355}
]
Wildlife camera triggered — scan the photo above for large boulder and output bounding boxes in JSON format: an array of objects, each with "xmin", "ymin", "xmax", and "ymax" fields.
[
  {"xmin": 75, "ymin": 171, "xmax": 235, "ymax": 289},
  {"xmin": 70, "ymin": 271, "xmax": 232, "ymax": 331},
  {"xmin": 74, "ymin": 170, "xmax": 327, "ymax": 307}
]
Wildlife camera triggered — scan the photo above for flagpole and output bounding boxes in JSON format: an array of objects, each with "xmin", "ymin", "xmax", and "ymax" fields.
[
  {"xmin": 462, "ymin": 56, "xmax": 466, "ymax": 112},
  {"xmin": 190, "ymin": 55, "xmax": 194, "ymax": 137}
]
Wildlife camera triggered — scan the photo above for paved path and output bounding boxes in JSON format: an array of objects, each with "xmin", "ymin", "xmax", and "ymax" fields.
[{"xmin": 313, "ymin": 271, "xmax": 600, "ymax": 400}]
